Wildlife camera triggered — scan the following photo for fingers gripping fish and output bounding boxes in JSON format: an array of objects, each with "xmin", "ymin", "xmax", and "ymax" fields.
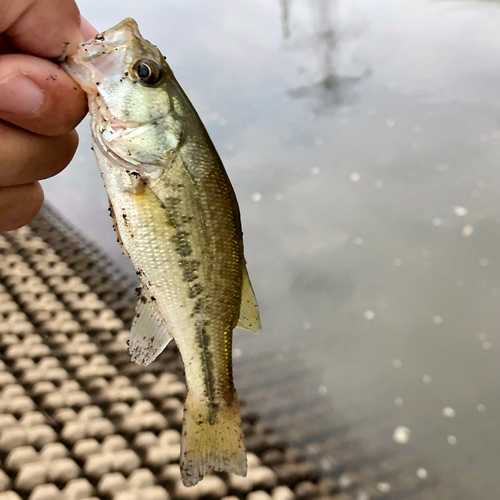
[{"xmin": 61, "ymin": 18, "xmax": 261, "ymax": 487}]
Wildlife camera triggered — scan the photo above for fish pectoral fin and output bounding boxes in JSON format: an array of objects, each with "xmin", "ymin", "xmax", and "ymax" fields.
[
  {"xmin": 129, "ymin": 298, "xmax": 173, "ymax": 366},
  {"xmin": 236, "ymin": 263, "xmax": 261, "ymax": 333}
]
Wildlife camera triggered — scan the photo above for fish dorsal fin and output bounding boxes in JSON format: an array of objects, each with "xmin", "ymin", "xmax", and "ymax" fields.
[
  {"xmin": 237, "ymin": 264, "xmax": 261, "ymax": 333},
  {"xmin": 129, "ymin": 298, "xmax": 173, "ymax": 366}
]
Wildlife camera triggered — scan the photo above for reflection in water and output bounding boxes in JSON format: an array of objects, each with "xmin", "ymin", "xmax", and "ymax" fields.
[
  {"xmin": 280, "ymin": 0, "xmax": 291, "ymax": 39},
  {"xmin": 282, "ymin": 0, "xmax": 367, "ymax": 109}
]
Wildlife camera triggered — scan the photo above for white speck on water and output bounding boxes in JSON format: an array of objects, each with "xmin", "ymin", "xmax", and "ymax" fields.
[
  {"xmin": 374, "ymin": 180, "xmax": 384, "ymax": 188},
  {"xmin": 311, "ymin": 167, "xmax": 321, "ymax": 175},
  {"xmin": 338, "ymin": 473, "xmax": 354, "ymax": 489},
  {"xmin": 377, "ymin": 483, "xmax": 391, "ymax": 493},
  {"xmin": 392, "ymin": 359, "xmax": 403, "ymax": 369},
  {"xmin": 447, "ymin": 435, "xmax": 457, "ymax": 445},
  {"xmin": 251, "ymin": 192, "xmax": 262, "ymax": 202},
  {"xmin": 349, "ymin": 172, "xmax": 361, "ymax": 182},
  {"xmin": 225, "ymin": 143, "xmax": 234, "ymax": 151},
  {"xmin": 442, "ymin": 407, "xmax": 456, "ymax": 418},
  {"xmin": 386, "ymin": 119, "xmax": 395, "ymax": 127},
  {"xmin": 394, "ymin": 397, "xmax": 404, "ymax": 406},
  {"xmin": 320, "ymin": 457, "xmax": 333, "ymax": 471},
  {"xmin": 479, "ymin": 258, "xmax": 489, "ymax": 267},
  {"xmin": 432, "ymin": 217, "xmax": 443, "ymax": 227},
  {"xmin": 354, "ymin": 237, "xmax": 364, "ymax": 246},
  {"xmin": 477, "ymin": 332, "xmax": 488, "ymax": 341},
  {"xmin": 306, "ymin": 444, "xmax": 319, "ymax": 455},
  {"xmin": 435, "ymin": 163, "xmax": 450, "ymax": 172},
  {"xmin": 477, "ymin": 404, "xmax": 486, "ymax": 412},
  {"xmin": 302, "ymin": 321, "xmax": 311, "ymax": 330},
  {"xmin": 218, "ymin": 117, "xmax": 227, "ymax": 126},
  {"xmin": 462, "ymin": 225, "xmax": 474, "ymax": 237},
  {"xmin": 413, "ymin": 125, "xmax": 422, "ymax": 133},
  {"xmin": 394, "ymin": 258, "xmax": 402, "ymax": 266},
  {"xmin": 393, "ymin": 426, "xmax": 410, "ymax": 444},
  {"xmin": 432, "ymin": 316, "xmax": 443, "ymax": 325},
  {"xmin": 417, "ymin": 468, "xmax": 428, "ymax": 480},
  {"xmin": 314, "ymin": 137, "xmax": 323, "ymax": 146},
  {"xmin": 78, "ymin": 156, "xmax": 86, "ymax": 164},
  {"xmin": 318, "ymin": 385, "xmax": 328, "ymax": 396},
  {"xmin": 364, "ymin": 310, "xmax": 375, "ymax": 320},
  {"xmin": 453, "ymin": 206, "xmax": 468, "ymax": 217},
  {"xmin": 273, "ymin": 193, "xmax": 284, "ymax": 201},
  {"xmin": 422, "ymin": 375, "xmax": 432, "ymax": 384},
  {"xmin": 357, "ymin": 492, "xmax": 370, "ymax": 500},
  {"xmin": 482, "ymin": 341, "xmax": 493, "ymax": 350},
  {"xmin": 234, "ymin": 348, "xmax": 242, "ymax": 358}
]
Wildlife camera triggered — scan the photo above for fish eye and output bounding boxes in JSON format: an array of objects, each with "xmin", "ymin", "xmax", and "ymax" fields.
[{"xmin": 132, "ymin": 59, "xmax": 163, "ymax": 85}]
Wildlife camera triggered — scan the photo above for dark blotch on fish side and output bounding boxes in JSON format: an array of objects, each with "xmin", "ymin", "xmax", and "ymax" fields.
[
  {"xmin": 194, "ymin": 319, "xmax": 217, "ymax": 402},
  {"xmin": 188, "ymin": 283, "xmax": 203, "ymax": 298},
  {"xmin": 170, "ymin": 230, "xmax": 192, "ymax": 257},
  {"xmin": 190, "ymin": 298, "xmax": 204, "ymax": 317},
  {"xmin": 178, "ymin": 259, "xmax": 199, "ymax": 282}
]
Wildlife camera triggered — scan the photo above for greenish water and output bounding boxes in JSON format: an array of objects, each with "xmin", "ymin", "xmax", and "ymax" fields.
[{"xmin": 44, "ymin": 1, "xmax": 500, "ymax": 498}]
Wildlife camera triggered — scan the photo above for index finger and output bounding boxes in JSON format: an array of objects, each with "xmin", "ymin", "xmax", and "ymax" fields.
[{"xmin": 0, "ymin": 0, "xmax": 83, "ymax": 59}]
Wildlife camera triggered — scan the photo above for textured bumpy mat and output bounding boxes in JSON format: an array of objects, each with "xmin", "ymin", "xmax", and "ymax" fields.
[{"xmin": 0, "ymin": 205, "xmax": 342, "ymax": 500}]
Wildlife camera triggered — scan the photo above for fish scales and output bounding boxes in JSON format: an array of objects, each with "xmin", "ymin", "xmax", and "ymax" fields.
[{"xmin": 62, "ymin": 18, "xmax": 261, "ymax": 487}]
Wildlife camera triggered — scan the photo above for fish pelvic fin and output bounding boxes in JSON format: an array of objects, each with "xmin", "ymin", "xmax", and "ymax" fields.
[
  {"xmin": 236, "ymin": 263, "xmax": 261, "ymax": 333},
  {"xmin": 180, "ymin": 392, "xmax": 247, "ymax": 487},
  {"xmin": 129, "ymin": 298, "xmax": 173, "ymax": 366}
]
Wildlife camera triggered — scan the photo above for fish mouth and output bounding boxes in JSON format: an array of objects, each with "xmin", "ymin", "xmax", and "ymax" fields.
[
  {"xmin": 78, "ymin": 18, "xmax": 140, "ymax": 63},
  {"xmin": 61, "ymin": 18, "xmax": 139, "ymax": 94}
]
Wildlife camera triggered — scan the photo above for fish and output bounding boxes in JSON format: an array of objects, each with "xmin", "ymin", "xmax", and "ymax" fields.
[{"xmin": 61, "ymin": 18, "xmax": 261, "ymax": 486}]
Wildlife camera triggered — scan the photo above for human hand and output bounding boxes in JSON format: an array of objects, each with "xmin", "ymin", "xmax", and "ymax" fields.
[{"xmin": 0, "ymin": 0, "xmax": 97, "ymax": 232}]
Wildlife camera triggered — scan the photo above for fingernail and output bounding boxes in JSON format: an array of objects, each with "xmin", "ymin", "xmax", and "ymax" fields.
[{"xmin": 0, "ymin": 74, "xmax": 44, "ymax": 115}]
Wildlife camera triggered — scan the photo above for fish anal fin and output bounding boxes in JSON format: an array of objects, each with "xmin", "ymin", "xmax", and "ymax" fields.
[
  {"xmin": 129, "ymin": 298, "xmax": 172, "ymax": 366},
  {"xmin": 236, "ymin": 264, "xmax": 261, "ymax": 333}
]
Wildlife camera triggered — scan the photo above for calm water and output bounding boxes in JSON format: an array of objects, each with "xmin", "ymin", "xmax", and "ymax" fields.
[{"xmin": 44, "ymin": 0, "xmax": 500, "ymax": 498}]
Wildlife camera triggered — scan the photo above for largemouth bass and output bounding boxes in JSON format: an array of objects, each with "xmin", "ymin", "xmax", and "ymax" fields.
[{"xmin": 62, "ymin": 18, "xmax": 261, "ymax": 487}]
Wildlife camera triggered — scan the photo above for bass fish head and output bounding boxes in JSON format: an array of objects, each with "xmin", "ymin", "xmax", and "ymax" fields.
[{"xmin": 63, "ymin": 18, "xmax": 182, "ymax": 170}]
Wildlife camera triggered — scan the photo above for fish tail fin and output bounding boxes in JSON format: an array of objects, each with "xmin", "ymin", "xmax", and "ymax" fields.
[{"xmin": 180, "ymin": 391, "xmax": 246, "ymax": 487}]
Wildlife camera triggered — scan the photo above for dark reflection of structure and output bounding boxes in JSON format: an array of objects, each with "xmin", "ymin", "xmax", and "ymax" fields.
[
  {"xmin": 281, "ymin": 0, "xmax": 368, "ymax": 110},
  {"xmin": 280, "ymin": 0, "xmax": 291, "ymax": 39}
]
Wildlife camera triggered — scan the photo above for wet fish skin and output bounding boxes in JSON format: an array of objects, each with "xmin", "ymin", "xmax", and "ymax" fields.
[{"xmin": 62, "ymin": 18, "xmax": 261, "ymax": 486}]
